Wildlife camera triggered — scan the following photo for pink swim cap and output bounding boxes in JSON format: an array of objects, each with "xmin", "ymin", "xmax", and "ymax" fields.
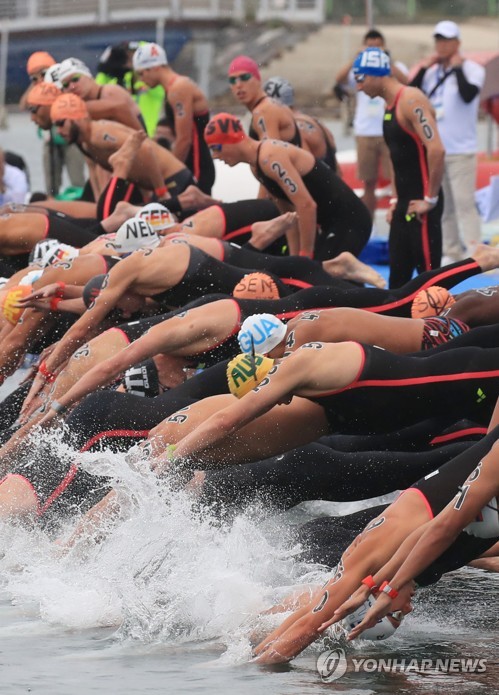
[{"xmin": 228, "ymin": 55, "xmax": 261, "ymax": 81}]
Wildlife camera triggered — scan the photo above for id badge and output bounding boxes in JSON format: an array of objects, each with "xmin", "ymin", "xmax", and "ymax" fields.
[
  {"xmin": 367, "ymin": 97, "xmax": 382, "ymax": 117},
  {"xmin": 434, "ymin": 102, "xmax": 444, "ymax": 121}
]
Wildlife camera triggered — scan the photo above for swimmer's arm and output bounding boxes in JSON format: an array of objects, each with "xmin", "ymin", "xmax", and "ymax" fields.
[
  {"xmin": 260, "ymin": 148, "xmax": 317, "ymax": 257},
  {"xmin": 170, "ymin": 357, "xmax": 303, "ymax": 464},
  {"xmin": 383, "ymin": 458, "xmax": 499, "ymax": 596},
  {"xmin": 487, "ymin": 399, "xmax": 499, "ymax": 432},
  {"xmin": 252, "ymin": 106, "xmax": 281, "ymax": 140},
  {"xmin": 167, "ymin": 82, "xmax": 194, "ymax": 163},
  {"xmin": 86, "ymin": 100, "xmax": 143, "ymax": 131},
  {"xmin": 468, "ymin": 557, "xmax": 499, "ymax": 572},
  {"xmin": 57, "ymin": 490, "xmax": 121, "ymax": 550}
]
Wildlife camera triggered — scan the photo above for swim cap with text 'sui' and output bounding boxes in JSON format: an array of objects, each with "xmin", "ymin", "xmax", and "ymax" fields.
[
  {"xmin": 204, "ymin": 113, "xmax": 246, "ymax": 146},
  {"xmin": 238, "ymin": 313, "xmax": 287, "ymax": 355}
]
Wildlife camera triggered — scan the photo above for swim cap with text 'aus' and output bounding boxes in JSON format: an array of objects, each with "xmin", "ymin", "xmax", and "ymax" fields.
[{"xmin": 204, "ymin": 113, "xmax": 246, "ymax": 145}]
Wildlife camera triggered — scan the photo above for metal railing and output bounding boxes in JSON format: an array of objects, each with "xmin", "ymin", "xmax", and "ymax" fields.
[{"xmin": 0, "ymin": 0, "xmax": 326, "ymax": 28}]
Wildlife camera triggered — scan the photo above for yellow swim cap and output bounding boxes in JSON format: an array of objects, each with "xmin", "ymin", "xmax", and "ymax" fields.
[
  {"xmin": 226, "ymin": 352, "xmax": 274, "ymax": 398},
  {"xmin": 0, "ymin": 285, "xmax": 32, "ymax": 325}
]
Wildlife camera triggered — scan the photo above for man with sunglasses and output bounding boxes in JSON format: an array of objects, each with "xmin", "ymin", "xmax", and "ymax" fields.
[
  {"xmin": 353, "ymin": 47, "xmax": 445, "ymax": 289},
  {"xmin": 132, "ymin": 42, "xmax": 215, "ymax": 195},
  {"xmin": 228, "ymin": 55, "xmax": 303, "ymax": 147},
  {"xmin": 58, "ymin": 57, "xmax": 145, "ymax": 132}
]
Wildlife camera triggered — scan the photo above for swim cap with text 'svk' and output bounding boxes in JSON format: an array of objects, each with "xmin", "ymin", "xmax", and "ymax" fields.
[
  {"xmin": 238, "ymin": 313, "xmax": 287, "ymax": 355},
  {"xmin": 353, "ymin": 47, "xmax": 391, "ymax": 78},
  {"xmin": 204, "ymin": 113, "xmax": 246, "ymax": 146}
]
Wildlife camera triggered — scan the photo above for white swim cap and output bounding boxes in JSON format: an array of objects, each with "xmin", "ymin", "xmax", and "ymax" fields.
[
  {"xmin": 58, "ymin": 57, "xmax": 92, "ymax": 83},
  {"xmin": 44, "ymin": 63, "xmax": 62, "ymax": 88},
  {"xmin": 29, "ymin": 238, "xmax": 78, "ymax": 268},
  {"xmin": 20, "ymin": 269, "xmax": 44, "ymax": 286},
  {"xmin": 133, "ymin": 42, "xmax": 168, "ymax": 71},
  {"xmin": 137, "ymin": 202, "xmax": 176, "ymax": 233},
  {"xmin": 112, "ymin": 217, "xmax": 160, "ymax": 253},
  {"xmin": 263, "ymin": 76, "xmax": 294, "ymax": 107},
  {"xmin": 238, "ymin": 313, "xmax": 287, "ymax": 355},
  {"xmin": 342, "ymin": 594, "xmax": 398, "ymax": 641}
]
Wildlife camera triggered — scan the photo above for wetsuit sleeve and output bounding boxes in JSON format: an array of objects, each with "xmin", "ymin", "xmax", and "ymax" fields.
[{"xmin": 410, "ymin": 67, "xmax": 427, "ymax": 89}]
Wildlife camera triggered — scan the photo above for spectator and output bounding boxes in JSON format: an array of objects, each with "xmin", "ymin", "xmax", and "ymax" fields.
[
  {"xmin": 411, "ymin": 21, "xmax": 485, "ymax": 262},
  {"xmin": 335, "ymin": 29, "xmax": 409, "ymax": 218},
  {"xmin": 0, "ymin": 148, "xmax": 29, "ymax": 204}
]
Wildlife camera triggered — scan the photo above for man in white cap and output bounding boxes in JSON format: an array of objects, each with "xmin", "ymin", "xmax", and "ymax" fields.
[
  {"xmin": 411, "ymin": 21, "xmax": 485, "ymax": 263},
  {"xmin": 133, "ymin": 42, "xmax": 215, "ymax": 194},
  {"xmin": 58, "ymin": 57, "xmax": 145, "ymax": 132}
]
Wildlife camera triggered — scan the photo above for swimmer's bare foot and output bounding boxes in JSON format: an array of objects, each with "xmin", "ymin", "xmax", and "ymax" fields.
[
  {"xmin": 471, "ymin": 243, "xmax": 499, "ymax": 272},
  {"xmin": 250, "ymin": 212, "xmax": 297, "ymax": 250},
  {"xmin": 100, "ymin": 200, "xmax": 142, "ymax": 233},
  {"xmin": 178, "ymin": 185, "xmax": 217, "ymax": 210},
  {"xmin": 323, "ymin": 251, "xmax": 386, "ymax": 288},
  {"xmin": 108, "ymin": 130, "xmax": 147, "ymax": 179}
]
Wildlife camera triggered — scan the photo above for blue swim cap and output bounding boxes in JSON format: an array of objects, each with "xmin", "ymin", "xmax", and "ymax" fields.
[{"xmin": 353, "ymin": 47, "xmax": 391, "ymax": 78}]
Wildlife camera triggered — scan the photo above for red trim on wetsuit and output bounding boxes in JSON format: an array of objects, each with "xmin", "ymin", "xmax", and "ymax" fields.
[
  {"xmin": 40, "ymin": 463, "xmax": 79, "ymax": 515},
  {"xmin": 42, "ymin": 215, "xmax": 50, "ymax": 239},
  {"xmin": 110, "ymin": 326, "xmax": 131, "ymax": 345},
  {"xmin": 212, "ymin": 205, "xmax": 227, "ymax": 237},
  {"xmin": 400, "ymin": 487, "xmax": 434, "ymax": 519},
  {"xmin": 102, "ymin": 177, "xmax": 120, "ymax": 220},
  {"xmin": 191, "ymin": 123, "xmax": 201, "ymax": 181},
  {"xmin": 223, "ymin": 224, "xmax": 252, "ymax": 242},
  {"xmin": 364, "ymin": 260, "xmax": 479, "ymax": 314},
  {"xmin": 79, "ymin": 430, "xmax": 150, "ymax": 452},
  {"xmin": 280, "ymin": 278, "xmax": 313, "ymax": 289},
  {"xmin": 0, "ymin": 473, "xmax": 41, "ymax": 516},
  {"xmin": 430, "ymin": 427, "xmax": 487, "ymax": 445},
  {"xmin": 123, "ymin": 183, "xmax": 135, "ymax": 203},
  {"xmin": 355, "ymin": 369, "xmax": 499, "ymax": 390},
  {"xmin": 394, "ymin": 88, "xmax": 432, "ymax": 271}
]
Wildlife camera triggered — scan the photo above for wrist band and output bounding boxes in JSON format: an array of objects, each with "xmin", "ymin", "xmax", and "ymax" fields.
[
  {"xmin": 361, "ymin": 575, "xmax": 378, "ymax": 593},
  {"xmin": 379, "ymin": 581, "xmax": 398, "ymax": 599},
  {"xmin": 38, "ymin": 360, "xmax": 56, "ymax": 383},
  {"xmin": 424, "ymin": 195, "xmax": 438, "ymax": 206},
  {"xmin": 166, "ymin": 443, "xmax": 177, "ymax": 461},
  {"xmin": 299, "ymin": 250, "xmax": 314, "ymax": 258},
  {"xmin": 55, "ymin": 281, "xmax": 66, "ymax": 298},
  {"xmin": 49, "ymin": 297, "xmax": 62, "ymax": 311},
  {"xmin": 51, "ymin": 400, "xmax": 67, "ymax": 415},
  {"xmin": 389, "ymin": 197, "xmax": 398, "ymax": 205},
  {"xmin": 154, "ymin": 185, "xmax": 168, "ymax": 199}
]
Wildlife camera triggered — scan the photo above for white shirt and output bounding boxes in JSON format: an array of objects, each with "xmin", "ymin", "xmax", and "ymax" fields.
[
  {"xmin": 421, "ymin": 59, "xmax": 485, "ymax": 155},
  {"xmin": 0, "ymin": 163, "xmax": 29, "ymax": 205},
  {"xmin": 351, "ymin": 61, "xmax": 409, "ymax": 137}
]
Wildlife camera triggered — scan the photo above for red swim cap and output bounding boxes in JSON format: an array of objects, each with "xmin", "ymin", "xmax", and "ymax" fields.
[
  {"xmin": 204, "ymin": 113, "xmax": 246, "ymax": 146},
  {"xmin": 228, "ymin": 55, "xmax": 261, "ymax": 81}
]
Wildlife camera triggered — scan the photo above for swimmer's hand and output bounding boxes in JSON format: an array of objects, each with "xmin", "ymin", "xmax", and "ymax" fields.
[
  {"xmin": 16, "ymin": 282, "xmax": 63, "ymax": 304},
  {"xmin": 345, "ymin": 592, "xmax": 393, "ymax": 641},
  {"xmin": 319, "ymin": 585, "xmax": 371, "ymax": 633},
  {"xmin": 406, "ymin": 199, "xmax": 435, "ymax": 222},
  {"xmin": 150, "ymin": 443, "xmax": 177, "ymax": 476}
]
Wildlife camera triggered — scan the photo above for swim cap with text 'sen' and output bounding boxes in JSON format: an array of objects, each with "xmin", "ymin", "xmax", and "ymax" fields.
[
  {"xmin": 238, "ymin": 313, "xmax": 287, "ymax": 355},
  {"xmin": 227, "ymin": 352, "xmax": 275, "ymax": 398},
  {"xmin": 353, "ymin": 47, "xmax": 391, "ymax": 78},
  {"xmin": 204, "ymin": 113, "xmax": 246, "ymax": 146},
  {"xmin": 50, "ymin": 93, "xmax": 89, "ymax": 121}
]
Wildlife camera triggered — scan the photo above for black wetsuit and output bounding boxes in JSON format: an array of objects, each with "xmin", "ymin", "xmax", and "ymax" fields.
[
  {"xmin": 248, "ymin": 98, "xmax": 302, "ymax": 147},
  {"xmin": 254, "ymin": 142, "xmax": 373, "ymax": 260},
  {"xmin": 383, "ymin": 87, "xmax": 443, "ymax": 288},
  {"xmin": 307, "ymin": 343, "xmax": 499, "ymax": 435}
]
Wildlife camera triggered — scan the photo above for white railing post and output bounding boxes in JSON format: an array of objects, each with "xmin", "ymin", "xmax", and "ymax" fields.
[
  {"xmin": 98, "ymin": 0, "xmax": 109, "ymax": 24},
  {"xmin": 0, "ymin": 25, "xmax": 9, "ymax": 128}
]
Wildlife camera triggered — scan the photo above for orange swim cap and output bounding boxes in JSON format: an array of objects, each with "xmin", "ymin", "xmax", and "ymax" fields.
[
  {"xmin": 27, "ymin": 82, "xmax": 61, "ymax": 107},
  {"xmin": 1, "ymin": 285, "xmax": 32, "ymax": 325},
  {"xmin": 411, "ymin": 285, "xmax": 456, "ymax": 319},
  {"xmin": 50, "ymin": 93, "xmax": 89, "ymax": 122},
  {"xmin": 204, "ymin": 113, "xmax": 246, "ymax": 146},
  {"xmin": 233, "ymin": 272, "xmax": 280, "ymax": 300},
  {"xmin": 26, "ymin": 51, "xmax": 56, "ymax": 76}
]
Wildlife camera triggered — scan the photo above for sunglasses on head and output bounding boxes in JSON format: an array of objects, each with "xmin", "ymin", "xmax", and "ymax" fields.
[
  {"xmin": 53, "ymin": 119, "xmax": 66, "ymax": 127},
  {"xmin": 228, "ymin": 72, "xmax": 253, "ymax": 85},
  {"xmin": 354, "ymin": 73, "xmax": 366, "ymax": 83},
  {"xmin": 209, "ymin": 144, "xmax": 222, "ymax": 153},
  {"xmin": 28, "ymin": 104, "xmax": 40, "ymax": 114},
  {"xmin": 61, "ymin": 75, "xmax": 82, "ymax": 89},
  {"xmin": 30, "ymin": 70, "xmax": 46, "ymax": 83}
]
